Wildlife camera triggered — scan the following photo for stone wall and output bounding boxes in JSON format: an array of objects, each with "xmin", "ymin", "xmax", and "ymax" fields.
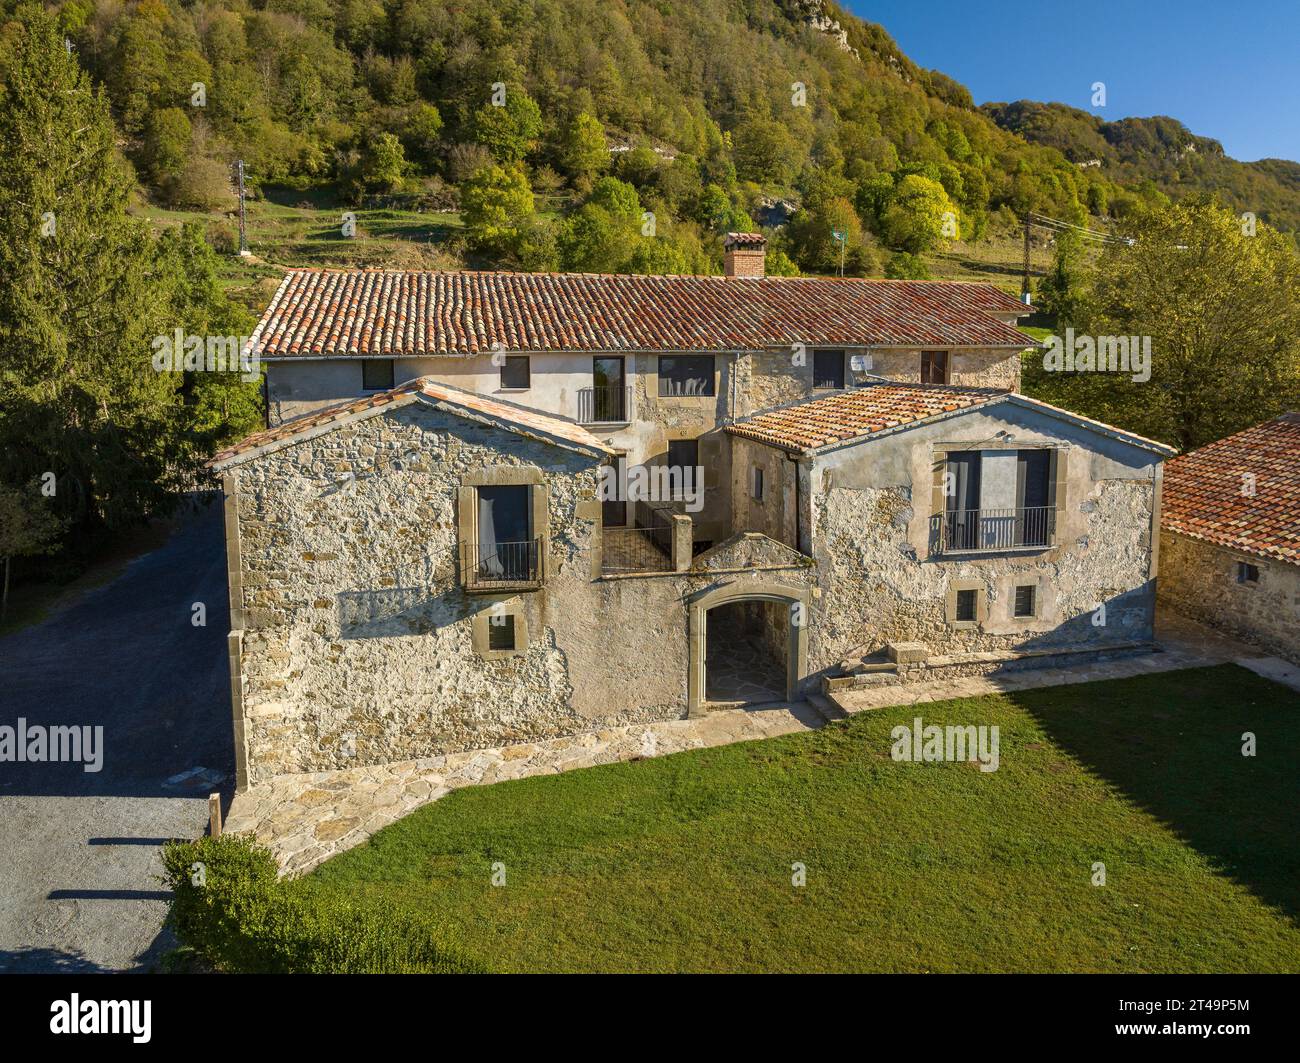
[
  {"xmin": 229, "ymin": 402, "xmax": 817, "ymax": 784},
  {"xmin": 730, "ymin": 403, "xmax": 1163, "ymax": 674},
  {"xmin": 806, "ymin": 477, "xmax": 1156, "ymax": 671},
  {"xmin": 227, "ymin": 391, "xmax": 1158, "ymax": 787},
  {"xmin": 1158, "ymin": 531, "xmax": 1300, "ymax": 662},
  {"xmin": 859, "ymin": 348, "xmax": 1022, "ymax": 391}
]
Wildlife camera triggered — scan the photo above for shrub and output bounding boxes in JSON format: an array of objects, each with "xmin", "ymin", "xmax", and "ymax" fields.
[{"xmin": 161, "ymin": 835, "xmax": 485, "ymax": 973}]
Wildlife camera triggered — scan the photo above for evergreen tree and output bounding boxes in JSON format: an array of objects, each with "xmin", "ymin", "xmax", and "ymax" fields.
[{"xmin": 0, "ymin": 7, "xmax": 238, "ymax": 549}]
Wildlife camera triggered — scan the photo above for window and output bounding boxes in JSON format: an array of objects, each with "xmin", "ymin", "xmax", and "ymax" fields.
[
  {"xmin": 487, "ymin": 617, "xmax": 516, "ymax": 651},
  {"xmin": 813, "ymin": 349, "xmax": 845, "ymax": 390},
  {"xmin": 751, "ymin": 465, "xmax": 765, "ymax": 501},
  {"xmin": 362, "ymin": 359, "xmax": 394, "ymax": 391},
  {"xmin": 943, "ymin": 452, "xmax": 982, "ymax": 550},
  {"xmin": 1013, "ymin": 585, "xmax": 1037, "ymax": 618},
  {"xmin": 921, "ymin": 351, "xmax": 949, "ymax": 384},
  {"xmin": 658, "ymin": 355, "xmax": 715, "ymax": 396},
  {"xmin": 955, "ymin": 589, "xmax": 978, "ymax": 623},
  {"xmin": 1237, "ymin": 562, "xmax": 1260, "ymax": 585},
  {"xmin": 500, "ymin": 356, "xmax": 530, "ymax": 390},
  {"xmin": 474, "ymin": 485, "xmax": 535, "ymax": 582},
  {"xmin": 586, "ymin": 357, "xmax": 627, "ymax": 422},
  {"xmin": 940, "ymin": 449, "xmax": 1055, "ymax": 551}
]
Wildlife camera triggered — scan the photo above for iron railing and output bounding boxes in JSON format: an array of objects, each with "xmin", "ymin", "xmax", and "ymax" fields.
[
  {"xmin": 462, "ymin": 538, "xmax": 542, "ymax": 585},
  {"xmin": 578, "ymin": 385, "xmax": 632, "ymax": 424},
  {"xmin": 936, "ymin": 506, "xmax": 1057, "ymax": 553},
  {"xmin": 601, "ymin": 503, "xmax": 675, "ymax": 574}
]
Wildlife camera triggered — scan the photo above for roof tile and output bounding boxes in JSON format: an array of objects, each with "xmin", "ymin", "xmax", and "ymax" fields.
[
  {"xmin": 250, "ymin": 269, "xmax": 1035, "ymax": 358},
  {"xmin": 725, "ymin": 383, "xmax": 1008, "ymax": 452},
  {"xmin": 1162, "ymin": 413, "xmax": 1300, "ymax": 565}
]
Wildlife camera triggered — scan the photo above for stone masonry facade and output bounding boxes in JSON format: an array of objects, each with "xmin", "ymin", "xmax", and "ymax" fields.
[
  {"xmin": 1157, "ymin": 531, "xmax": 1300, "ymax": 663},
  {"xmin": 223, "ymin": 392, "xmax": 1166, "ymax": 789}
]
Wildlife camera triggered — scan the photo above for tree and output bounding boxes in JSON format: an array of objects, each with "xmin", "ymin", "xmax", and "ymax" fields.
[
  {"xmin": 356, "ymin": 131, "xmax": 406, "ymax": 193},
  {"xmin": 885, "ymin": 252, "xmax": 930, "ymax": 279},
  {"xmin": 587, "ymin": 176, "xmax": 641, "ymax": 219},
  {"xmin": 732, "ymin": 116, "xmax": 802, "ymax": 187},
  {"xmin": 470, "ymin": 88, "xmax": 543, "ymax": 164},
  {"xmin": 460, "ymin": 163, "xmax": 535, "ymax": 256},
  {"xmin": 0, "ymin": 7, "xmax": 189, "ymax": 543},
  {"xmin": 144, "ymin": 106, "xmax": 192, "ymax": 185},
  {"xmin": 1026, "ymin": 198, "xmax": 1300, "ymax": 450},
  {"xmin": 881, "ymin": 174, "xmax": 957, "ymax": 254},
  {"xmin": 154, "ymin": 224, "xmax": 262, "ymax": 449},
  {"xmin": 785, "ymin": 196, "xmax": 880, "ymax": 276},
  {"xmin": 1035, "ymin": 230, "xmax": 1087, "ymax": 326},
  {"xmin": 558, "ymin": 202, "xmax": 639, "ymax": 273},
  {"xmin": 0, "ymin": 482, "xmax": 65, "ymax": 619},
  {"xmin": 401, "ymin": 102, "xmax": 444, "ymax": 171},
  {"xmin": 559, "ymin": 112, "xmax": 608, "ymax": 182}
]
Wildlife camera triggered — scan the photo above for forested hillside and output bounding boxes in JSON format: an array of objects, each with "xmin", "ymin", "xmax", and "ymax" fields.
[
  {"xmin": 5, "ymin": 0, "xmax": 1262, "ymax": 285},
  {"xmin": 982, "ymin": 100, "xmax": 1300, "ymax": 233}
]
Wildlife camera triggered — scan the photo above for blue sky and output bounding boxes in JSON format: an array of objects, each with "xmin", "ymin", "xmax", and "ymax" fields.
[{"xmin": 844, "ymin": 0, "xmax": 1300, "ymax": 162}]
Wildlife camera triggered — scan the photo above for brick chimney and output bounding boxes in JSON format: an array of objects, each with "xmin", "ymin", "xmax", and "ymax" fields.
[{"xmin": 723, "ymin": 232, "xmax": 767, "ymax": 278}]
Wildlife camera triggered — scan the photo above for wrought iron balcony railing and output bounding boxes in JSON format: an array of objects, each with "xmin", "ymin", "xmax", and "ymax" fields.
[
  {"xmin": 578, "ymin": 385, "xmax": 633, "ymax": 424},
  {"xmin": 461, "ymin": 538, "xmax": 542, "ymax": 587},
  {"xmin": 935, "ymin": 506, "xmax": 1057, "ymax": 554}
]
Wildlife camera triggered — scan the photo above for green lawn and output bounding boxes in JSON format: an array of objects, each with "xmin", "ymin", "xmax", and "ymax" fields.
[{"xmin": 306, "ymin": 665, "xmax": 1300, "ymax": 972}]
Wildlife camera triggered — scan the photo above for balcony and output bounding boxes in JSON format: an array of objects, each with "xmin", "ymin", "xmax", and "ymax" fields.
[
  {"xmin": 578, "ymin": 385, "xmax": 633, "ymax": 425},
  {"xmin": 934, "ymin": 507, "xmax": 1057, "ymax": 554},
  {"xmin": 461, "ymin": 538, "xmax": 543, "ymax": 591}
]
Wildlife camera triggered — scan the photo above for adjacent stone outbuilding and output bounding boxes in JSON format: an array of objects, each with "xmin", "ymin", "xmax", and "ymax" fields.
[{"xmin": 1159, "ymin": 413, "xmax": 1300, "ymax": 663}]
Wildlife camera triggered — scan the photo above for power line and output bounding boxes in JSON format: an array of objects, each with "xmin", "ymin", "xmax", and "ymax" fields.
[{"xmin": 1021, "ymin": 210, "xmax": 1133, "ymax": 302}]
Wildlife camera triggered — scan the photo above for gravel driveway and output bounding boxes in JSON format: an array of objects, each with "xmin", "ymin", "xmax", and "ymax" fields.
[{"xmin": 0, "ymin": 500, "xmax": 234, "ymax": 972}]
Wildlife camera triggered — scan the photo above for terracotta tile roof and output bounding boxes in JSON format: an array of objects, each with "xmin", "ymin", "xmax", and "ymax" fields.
[
  {"xmin": 724, "ymin": 231, "xmax": 768, "ymax": 248},
  {"xmin": 1162, "ymin": 413, "xmax": 1300, "ymax": 565},
  {"xmin": 211, "ymin": 377, "xmax": 612, "ymax": 469},
  {"xmin": 726, "ymin": 382, "xmax": 1177, "ymax": 457},
  {"xmin": 250, "ymin": 269, "xmax": 1035, "ymax": 358},
  {"xmin": 726, "ymin": 383, "xmax": 1008, "ymax": 452}
]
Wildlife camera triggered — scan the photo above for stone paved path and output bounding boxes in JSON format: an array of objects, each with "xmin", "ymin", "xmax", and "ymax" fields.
[{"xmin": 226, "ymin": 608, "xmax": 1296, "ymax": 878}]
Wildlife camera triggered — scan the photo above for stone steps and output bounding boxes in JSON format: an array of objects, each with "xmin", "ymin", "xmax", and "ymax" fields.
[{"xmin": 807, "ymin": 692, "xmax": 850, "ymax": 723}]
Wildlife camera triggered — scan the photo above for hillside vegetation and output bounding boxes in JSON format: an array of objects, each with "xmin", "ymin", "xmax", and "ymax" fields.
[
  {"xmin": 983, "ymin": 100, "xmax": 1300, "ymax": 233},
  {"xmin": 8, "ymin": 0, "xmax": 1281, "ymax": 295}
]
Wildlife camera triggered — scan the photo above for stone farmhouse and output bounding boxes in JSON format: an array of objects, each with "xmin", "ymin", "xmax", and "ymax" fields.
[
  {"xmin": 1159, "ymin": 412, "xmax": 1300, "ymax": 663},
  {"xmin": 213, "ymin": 235, "xmax": 1174, "ymax": 789}
]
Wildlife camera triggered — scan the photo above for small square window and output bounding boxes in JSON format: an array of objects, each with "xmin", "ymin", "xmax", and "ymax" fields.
[
  {"xmin": 488, "ymin": 618, "xmax": 516, "ymax": 651},
  {"xmin": 921, "ymin": 351, "xmax": 949, "ymax": 384},
  {"xmin": 500, "ymin": 356, "xmax": 530, "ymax": 390},
  {"xmin": 1237, "ymin": 562, "xmax": 1260, "ymax": 585},
  {"xmin": 752, "ymin": 466, "xmax": 764, "ymax": 501},
  {"xmin": 1013, "ymin": 585, "xmax": 1036, "ymax": 618},
  {"xmin": 362, "ymin": 359, "xmax": 394, "ymax": 391},
  {"xmin": 813, "ymin": 349, "xmax": 845, "ymax": 390},
  {"xmin": 955, "ymin": 589, "xmax": 978, "ymax": 623}
]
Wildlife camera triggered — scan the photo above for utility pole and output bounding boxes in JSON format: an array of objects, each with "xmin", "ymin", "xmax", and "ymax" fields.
[
  {"xmin": 1021, "ymin": 213, "xmax": 1032, "ymax": 304},
  {"xmin": 236, "ymin": 160, "xmax": 250, "ymax": 257}
]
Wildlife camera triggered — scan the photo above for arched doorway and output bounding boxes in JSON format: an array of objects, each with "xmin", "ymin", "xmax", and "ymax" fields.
[{"xmin": 687, "ymin": 581, "xmax": 810, "ymax": 716}]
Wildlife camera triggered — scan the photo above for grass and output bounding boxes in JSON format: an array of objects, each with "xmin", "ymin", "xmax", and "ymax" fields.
[{"xmin": 306, "ymin": 665, "xmax": 1300, "ymax": 972}]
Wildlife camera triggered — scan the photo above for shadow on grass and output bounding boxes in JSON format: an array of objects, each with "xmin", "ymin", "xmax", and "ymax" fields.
[{"xmin": 1008, "ymin": 663, "xmax": 1300, "ymax": 923}]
